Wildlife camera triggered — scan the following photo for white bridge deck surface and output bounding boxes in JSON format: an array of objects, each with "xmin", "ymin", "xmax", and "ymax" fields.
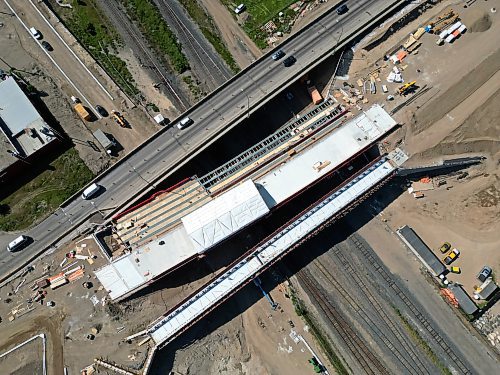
[
  {"xmin": 95, "ymin": 105, "xmax": 398, "ymax": 301},
  {"xmin": 255, "ymin": 104, "xmax": 396, "ymax": 206},
  {"xmin": 147, "ymin": 150, "xmax": 407, "ymax": 346}
]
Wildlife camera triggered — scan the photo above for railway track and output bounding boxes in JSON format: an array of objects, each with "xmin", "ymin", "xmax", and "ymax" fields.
[
  {"xmin": 104, "ymin": 0, "xmax": 190, "ymax": 110},
  {"xmin": 297, "ymin": 270, "xmax": 390, "ymax": 375},
  {"xmin": 349, "ymin": 233, "xmax": 473, "ymax": 375},
  {"xmin": 316, "ymin": 247, "xmax": 430, "ymax": 375},
  {"xmin": 155, "ymin": 0, "xmax": 232, "ymax": 89}
]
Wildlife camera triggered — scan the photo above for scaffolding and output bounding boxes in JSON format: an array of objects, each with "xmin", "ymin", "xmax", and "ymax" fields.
[{"xmin": 199, "ymin": 99, "xmax": 343, "ymax": 190}]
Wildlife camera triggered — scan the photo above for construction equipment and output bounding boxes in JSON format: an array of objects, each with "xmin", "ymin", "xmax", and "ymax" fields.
[
  {"xmin": 397, "ymin": 81, "xmax": 417, "ymax": 96},
  {"xmin": 308, "ymin": 357, "xmax": 323, "ymax": 373},
  {"xmin": 111, "ymin": 110, "xmax": 127, "ymax": 128},
  {"xmin": 253, "ymin": 277, "xmax": 278, "ymax": 310},
  {"xmin": 450, "ymin": 266, "xmax": 461, "ymax": 274}
]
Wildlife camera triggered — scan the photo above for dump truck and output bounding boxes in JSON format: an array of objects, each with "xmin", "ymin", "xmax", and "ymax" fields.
[{"xmin": 74, "ymin": 103, "xmax": 91, "ymax": 121}]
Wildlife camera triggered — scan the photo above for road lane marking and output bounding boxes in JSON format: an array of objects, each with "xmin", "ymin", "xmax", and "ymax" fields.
[
  {"xmin": 28, "ymin": 0, "xmax": 114, "ymax": 101},
  {"xmin": 4, "ymin": 0, "xmax": 100, "ymax": 118}
]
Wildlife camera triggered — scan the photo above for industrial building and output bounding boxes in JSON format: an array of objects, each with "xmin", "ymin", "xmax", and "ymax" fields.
[
  {"xmin": 397, "ymin": 225, "xmax": 447, "ymax": 276},
  {"xmin": 95, "ymin": 103, "xmax": 398, "ymax": 301},
  {"xmin": 0, "ymin": 75, "xmax": 57, "ymax": 179}
]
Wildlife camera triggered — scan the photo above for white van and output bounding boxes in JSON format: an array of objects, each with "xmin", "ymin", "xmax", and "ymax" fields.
[
  {"xmin": 177, "ymin": 117, "xmax": 193, "ymax": 130},
  {"xmin": 7, "ymin": 235, "xmax": 29, "ymax": 252},
  {"xmin": 30, "ymin": 27, "xmax": 42, "ymax": 40},
  {"xmin": 82, "ymin": 183, "xmax": 100, "ymax": 200}
]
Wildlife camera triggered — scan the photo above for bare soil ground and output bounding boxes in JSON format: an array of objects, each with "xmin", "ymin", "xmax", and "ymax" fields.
[
  {"xmin": 198, "ymin": 0, "xmax": 262, "ymax": 67},
  {"xmin": 342, "ymin": 0, "xmax": 500, "ymax": 343}
]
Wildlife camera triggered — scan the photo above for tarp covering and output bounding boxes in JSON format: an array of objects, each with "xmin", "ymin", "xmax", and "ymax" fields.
[{"xmin": 182, "ymin": 180, "xmax": 270, "ymax": 252}]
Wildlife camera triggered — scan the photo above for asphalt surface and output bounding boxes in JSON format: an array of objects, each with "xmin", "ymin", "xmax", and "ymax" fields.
[{"xmin": 0, "ymin": 0, "xmax": 404, "ymax": 281}]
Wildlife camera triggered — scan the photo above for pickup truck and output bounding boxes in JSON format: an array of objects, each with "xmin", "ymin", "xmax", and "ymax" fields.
[{"xmin": 443, "ymin": 249, "xmax": 460, "ymax": 265}]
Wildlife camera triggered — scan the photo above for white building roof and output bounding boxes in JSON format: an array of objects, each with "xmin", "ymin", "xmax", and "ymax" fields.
[
  {"xmin": 256, "ymin": 105, "xmax": 397, "ymax": 206},
  {"xmin": 0, "ymin": 76, "xmax": 55, "ymax": 157},
  {"xmin": 181, "ymin": 180, "xmax": 270, "ymax": 252}
]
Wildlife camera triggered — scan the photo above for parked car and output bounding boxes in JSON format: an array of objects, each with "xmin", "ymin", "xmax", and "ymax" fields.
[
  {"xmin": 439, "ymin": 242, "xmax": 451, "ymax": 253},
  {"xmin": 283, "ymin": 55, "xmax": 297, "ymax": 67},
  {"xmin": 336, "ymin": 4, "xmax": 349, "ymax": 15},
  {"xmin": 95, "ymin": 105, "xmax": 108, "ymax": 117},
  {"xmin": 450, "ymin": 266, "xmax": 461, "ymax": 274},
  {"xmin": 442, "ymin": 249, "xmax": 459, "ymax": 265},
  {"xmin": 272, "ymin": 49, "xmax": 286, "ymax": 61},
  {"xmin": 234, "ymin": 4, "xmax": 246, "ymax": 14},
  {"xmin": 30, "ymin": 27, "xmax": 42, "ymax": 40},
  {"xmin": 41, "ymin": 41, "xmax": 53, "ymax": 51},
  {"xmin": 477, "ymin": 266, "xmax": 492, "ymax": 283}
]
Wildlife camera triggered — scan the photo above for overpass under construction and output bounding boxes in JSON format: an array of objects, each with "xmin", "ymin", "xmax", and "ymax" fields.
[
  {"xmin": 135, "ymin": 149, "xmax": 408, "ymax": 372},
  {"xmin": 95, "ymin": 102, "xmax": 399, "ymax": 301}
]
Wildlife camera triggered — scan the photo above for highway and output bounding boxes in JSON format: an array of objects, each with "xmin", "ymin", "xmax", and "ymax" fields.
[{"xmin": 0, "ymin": 0, "xmax": 405, "ymax": 282}]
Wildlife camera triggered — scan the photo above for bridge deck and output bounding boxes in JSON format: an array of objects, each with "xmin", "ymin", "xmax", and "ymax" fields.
[{"xmin": 147, "ymin": 150, "xmax": 408, "ymax": 346}]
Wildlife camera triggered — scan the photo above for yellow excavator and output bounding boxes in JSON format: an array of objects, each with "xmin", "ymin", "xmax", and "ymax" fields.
[{"xmin": 398, "ymin": 81, "xmax": 417, "ymax": 96}]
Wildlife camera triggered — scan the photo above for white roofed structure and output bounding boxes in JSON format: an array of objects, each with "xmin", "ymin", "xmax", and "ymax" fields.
[
  {"xmin": 95, "ymin": 105, "xmax": 399, "ymax": 301},
  {"xmin": 182, "ymin": 180, "xmax": 270, "ymax": 252}
]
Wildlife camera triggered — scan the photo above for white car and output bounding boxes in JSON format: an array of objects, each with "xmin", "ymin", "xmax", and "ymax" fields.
[
  {"xmin": 30, "ymin": 27, "xmax": 42, "ymax": 40},
  {"xmin": 235, "ymin": 4, "xmax": 246, "ymax": 14}
]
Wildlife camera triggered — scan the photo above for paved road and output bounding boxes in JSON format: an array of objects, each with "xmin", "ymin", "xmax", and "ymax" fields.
[{"xmin": 0, "ymin": 0, "xmax": 404, "ymax": 281}]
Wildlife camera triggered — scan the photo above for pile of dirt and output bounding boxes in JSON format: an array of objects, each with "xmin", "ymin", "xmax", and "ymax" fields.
[{"xmin": 470, "ymin": 14, "xmax": 492, "ymax": 32}]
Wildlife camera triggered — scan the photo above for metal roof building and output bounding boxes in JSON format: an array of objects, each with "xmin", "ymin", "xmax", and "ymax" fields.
[
  {"xmin": 0, "ymin": 76, "xmax": 55, "ymax": 171},
  {"xmin": 448, "ymin": 283, "xmax": 478, "ymax": 315},
  {"xmin": 397, "ymin": 225, "xmax": 446, "ymax": 276}
]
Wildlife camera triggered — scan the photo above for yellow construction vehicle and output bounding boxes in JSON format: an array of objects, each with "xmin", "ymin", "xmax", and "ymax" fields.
[
  {"xmin": 111, "ymin": 110, "xmax": 127, "ymax": 128},
  {"xmin": 398, "ymin": 81, "xmax": 417, "ymax": 96}
]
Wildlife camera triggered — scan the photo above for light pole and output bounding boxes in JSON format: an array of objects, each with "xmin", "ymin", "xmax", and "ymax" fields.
[{"xmin": 241, "ymin": 89, "xmax": 250, "ymax": 119}]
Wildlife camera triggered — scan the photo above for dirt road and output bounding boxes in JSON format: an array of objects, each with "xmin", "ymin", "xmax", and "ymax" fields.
[{"xmin": 198, "ymin": 0, "xmax": 261, "ymax": 68}]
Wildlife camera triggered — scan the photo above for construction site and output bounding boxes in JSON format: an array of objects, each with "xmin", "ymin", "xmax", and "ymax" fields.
[{"xmin": 0, "ymin": 1, "xmax": 499, "ymax": 374}]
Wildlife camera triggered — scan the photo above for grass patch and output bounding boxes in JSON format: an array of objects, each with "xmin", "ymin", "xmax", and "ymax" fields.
[
  {"xmin": 182, "ymin": 75, "xmax": 204, "ymax": 100},
  {"xmin": 178, "ymin": 0, "xmax": 240, "ymax": 73},
  {"xmin": 121, "ymin": 0, "xmax": 189, "ymax": 73},
  {"xmin": 394, "ymin": 308, "xmax": 452, "ymax": 375},
  {"xmin": 221, "ymin": 0, "xmax": 299, "ymax": 49},
  {"xmin": 290, "ymin": 286, "xmax": 349, "ymax": 374},
  {"xmin": 0, "ymin": 148, "xmax": 94, "ymax": 231},
  {"xmin": 47, "ymin": 0, "xmax": 140, "ymax": 98}
]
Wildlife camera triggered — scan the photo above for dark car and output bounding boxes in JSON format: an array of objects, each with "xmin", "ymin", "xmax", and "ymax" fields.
[
  {"xmin": 41, "ymin": 41, "xmax": 53, "ymax": 51},
  {"xmin": 336, "ymin": 4, "xmax": 348, "ymax": 15},
  {"xmin": 272, "ymin": 49, "xmax": 286, "ymax": 61},
  {"xmin": 283, "ymin": 55, "xmax": 296, "ymax": 67},
  {"xmin": 477, "ymin": 266, "xmax": 492, "ymax": 283},
  {"xmin": 95, "ymin": 105, "xmax": 108, "ymax": 117}
]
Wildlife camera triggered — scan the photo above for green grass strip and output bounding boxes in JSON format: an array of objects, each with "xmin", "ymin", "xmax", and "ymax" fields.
[
  {"xmin": 394, "ymin": 308, "xmax": 453, "ymax": 375},
  {"xmin": 178, "ymin": 0, "xmax": 240, "ymax": 73},
  {"xmin": 0, "ymin": 148, "xmax": 94, "ymax": 231},
  {"xmin": 122, "ymin": 0, "xmax": 190, "ymax": 73},
  {"xmin": 290, "ymin": 288, "xmax": 349, "ymax": 375}
]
